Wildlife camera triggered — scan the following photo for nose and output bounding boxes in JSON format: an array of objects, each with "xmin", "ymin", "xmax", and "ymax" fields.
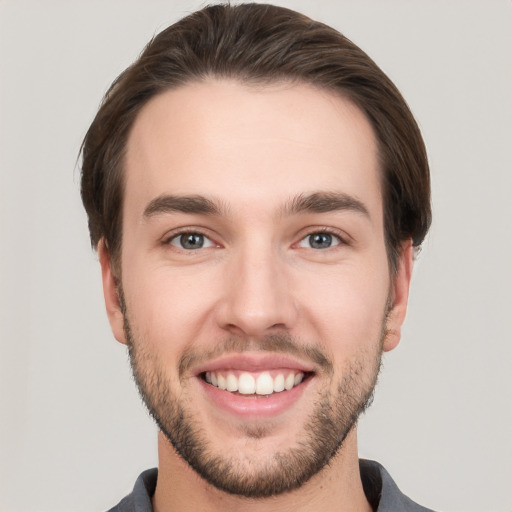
[{"xmin": 215, "ymin": 244, "xmax": 298, "ymax": 337}]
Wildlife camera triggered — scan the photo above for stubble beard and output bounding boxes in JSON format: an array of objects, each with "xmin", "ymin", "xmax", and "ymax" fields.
[{"xmin": 122, "ymin": 302, "xmax": 385, "ymax": 498}]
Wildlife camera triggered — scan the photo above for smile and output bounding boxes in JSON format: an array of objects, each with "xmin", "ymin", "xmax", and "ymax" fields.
[
  {"xmin": 194, "ymin": 353, "xmax": 315, "ymax": 416},
  {"xmin": 204, "ymin": 370, "xmax": 305, "ymax": 395}
]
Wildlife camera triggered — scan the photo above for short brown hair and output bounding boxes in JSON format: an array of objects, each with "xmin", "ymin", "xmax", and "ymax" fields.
[{"xmin": 80, "ymin": 3, "xmax": 431, "ymax": 272}]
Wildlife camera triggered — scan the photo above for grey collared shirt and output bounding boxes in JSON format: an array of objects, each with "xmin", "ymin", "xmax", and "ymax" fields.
[{"xmin": 107, "ymin": 460, "xmax": 435, "ymax": 512}]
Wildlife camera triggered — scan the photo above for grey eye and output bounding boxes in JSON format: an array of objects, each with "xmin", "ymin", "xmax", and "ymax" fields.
[
  {"xmin": 170, "ymin": 233, "xmax": 213, "ymax": 250},
  {"xmin": 298, "ymin": 232, "xmax": 340, "ymax": 249}
]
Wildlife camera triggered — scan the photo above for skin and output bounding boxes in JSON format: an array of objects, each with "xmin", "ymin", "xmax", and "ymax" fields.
[{"xmin": 99, "ymin": 80, "xmax": 413, "ymax": 512}]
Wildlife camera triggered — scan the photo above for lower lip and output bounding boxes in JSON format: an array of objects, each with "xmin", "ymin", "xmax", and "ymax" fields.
[{"xmin": 199, "ymin": 376, "xmax": 311, "ymax": 418}]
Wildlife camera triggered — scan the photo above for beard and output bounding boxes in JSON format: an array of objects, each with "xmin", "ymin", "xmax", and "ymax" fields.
[{"xmin": 122, "ymin": 300, "xmax": 386, "ymax": 498}]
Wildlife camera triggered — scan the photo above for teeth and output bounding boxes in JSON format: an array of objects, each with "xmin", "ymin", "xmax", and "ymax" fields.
[
  {"xmin": 205, "ymin": 370, "xmax": 305, "ymax": 395},
  {"xmin": 239, "ymin": 373, "xmax": 255, "ymax": 394},
  {"xmin": 273, "ymin": 374, "xmax": 285, "ymax": 392},
  {"xmin": 226, "ymin": 373, "xmax": 238, "ymax": 392},
  {"xmin": 285, "ymin": 373, "xmax": 295, "ymax": 390},
  {"xmin": 217, "ymin": 374, "xmax": 227, "ymax": 390},
  {"xmin": 255, "ymin": 373, "xmax": 274, "ymax": 395}
]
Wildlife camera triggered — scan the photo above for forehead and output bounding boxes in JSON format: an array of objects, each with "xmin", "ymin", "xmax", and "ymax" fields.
[{"xmin": 123, "ymin": 79, "xmax": 381, "ymax": 221}]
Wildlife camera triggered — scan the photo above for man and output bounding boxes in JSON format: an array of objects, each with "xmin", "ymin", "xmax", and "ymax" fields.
[{"xmin": 80, "ymin": 3, "xmax": 432, "ymax": 511}]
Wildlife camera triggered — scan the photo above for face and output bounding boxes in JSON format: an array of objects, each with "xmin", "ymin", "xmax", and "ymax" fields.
[{"xmin": 100, "ymin": 80, "xmax": 412, "ymax": 497}]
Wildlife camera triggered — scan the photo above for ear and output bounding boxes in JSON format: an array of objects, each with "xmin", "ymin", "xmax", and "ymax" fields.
[
  {"xmin": 382, "ymin": 240, "xmax": 414, "ymax": 352},
  {"xmin": 98, "ymin": 239, "xmax": 127, "ymax": 345}
]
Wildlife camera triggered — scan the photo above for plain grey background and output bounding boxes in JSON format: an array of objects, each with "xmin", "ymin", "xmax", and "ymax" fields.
[{"xmin": 1, "ymin": 1, "xmax": 511, "ymax": 511}]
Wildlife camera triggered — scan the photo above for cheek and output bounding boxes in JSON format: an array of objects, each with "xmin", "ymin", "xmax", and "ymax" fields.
[
  {"xmin": 296, "ymin": 260, "xmax": 390, "ymax": 349},
  {"xmin": 122, "ymin": 261, "xmax": 219, "ymax": 353}
]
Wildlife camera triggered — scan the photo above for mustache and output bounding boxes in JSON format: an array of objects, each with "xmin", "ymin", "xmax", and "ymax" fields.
[{"xmin": 178, "ymin": 333, "xmax": 333, "ymax": 379}]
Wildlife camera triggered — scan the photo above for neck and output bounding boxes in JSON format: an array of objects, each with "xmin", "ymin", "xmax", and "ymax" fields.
[{"xmin": 152, "ymin": 430, "xmax": 372, "ymax": 512}]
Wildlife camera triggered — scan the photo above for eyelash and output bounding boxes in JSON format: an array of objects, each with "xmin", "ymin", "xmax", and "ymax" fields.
[
  {"xmin": 161, "ymin": 227, "xmax": 349, "ymax": 251},
  {"xmin": 162, "ymin": 228, "xmax": 216, "ymax": 249},
  {"xmin": 295, "ymin": 227, "xmax": 348, "ymax": 250}
]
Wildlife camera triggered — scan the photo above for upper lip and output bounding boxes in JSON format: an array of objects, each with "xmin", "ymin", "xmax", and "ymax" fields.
[{"xmin": 192, "ymin": 352, "xmax": 316, "ymax": 376}]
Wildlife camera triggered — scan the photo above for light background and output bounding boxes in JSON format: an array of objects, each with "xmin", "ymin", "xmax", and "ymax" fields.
[{"xmin": 0, "ymin": 1, "xmax": 511, "ymax": 511}]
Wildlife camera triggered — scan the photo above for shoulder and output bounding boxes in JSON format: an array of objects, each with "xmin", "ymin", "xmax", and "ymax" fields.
[
  {"xmin": 106, "ymin": 468, "xmax": 158, "ymax": 512},
  {"xmin": 360, "ymin": 459, "xmax": 436, "ymax": 512}
]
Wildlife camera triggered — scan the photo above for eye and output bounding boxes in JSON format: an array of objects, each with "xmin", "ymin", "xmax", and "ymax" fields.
[
  {"xmin": 169, "ymin": 232, "xmax": 215, "ymax": 250},
  {"xmin": 298, "ymin": 232, "xmax": 341, "ymax": 250}
]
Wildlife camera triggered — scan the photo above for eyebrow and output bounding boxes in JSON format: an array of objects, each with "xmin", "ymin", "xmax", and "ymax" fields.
[
  {"xmin": 143, "ymin": 194, "xmax": 227, "ymax": 218},
  {"xmin": 143, "ymin": 191, "xmax": 369, "ymax": 220},
  {"xmin": 281, "ymin": 191, "xmax": 370, "ymax": 218}
]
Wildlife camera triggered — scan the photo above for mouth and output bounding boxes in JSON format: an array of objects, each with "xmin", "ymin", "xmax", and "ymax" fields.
[
  {"xmin": 202, "ymin": 369, "xmax": 312, "ymax": 396},
  {"xmin": 193, "ymin": 353, "xmax": 316, "ymax": 416}
]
